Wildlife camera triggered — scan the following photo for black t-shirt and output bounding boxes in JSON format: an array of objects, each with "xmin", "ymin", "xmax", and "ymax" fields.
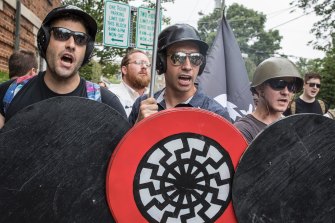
[
  {"xmin": 284, "ymin": 97, "xmax": 324, "ymax": 116},
  {"xmin": 0, "ymin": 72, "xmax": 127, "ymax": 121}
]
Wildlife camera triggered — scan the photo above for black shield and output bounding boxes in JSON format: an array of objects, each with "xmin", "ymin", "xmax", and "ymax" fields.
[
  {"xmin": 0, "ymin": 96, "xmax": 130, "ymax": 222},
  {"xmin": 232, "ymin": 114, "xmax": 335, "ymax": 222}
]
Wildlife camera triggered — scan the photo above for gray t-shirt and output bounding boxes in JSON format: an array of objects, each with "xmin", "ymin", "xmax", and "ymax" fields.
[{"xmin": 234, "ymin": 114, "xmax": 267, "ymax": 144}]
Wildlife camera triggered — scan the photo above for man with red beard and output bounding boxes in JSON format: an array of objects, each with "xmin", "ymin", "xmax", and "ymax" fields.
[
  {"xmin": 284, "ymin": 72, "xmax": 327, "ymax": 115},
  {"xmin": 234, "ymin": 57, "xmax": 303, "ymax": 144},
  {"xmin": 0, "ymin": 5, "xmax": 126, "ymax": 128},
  {"xmin": 109, "ymin": 49, "xmax": 151, "ymax": 116}
]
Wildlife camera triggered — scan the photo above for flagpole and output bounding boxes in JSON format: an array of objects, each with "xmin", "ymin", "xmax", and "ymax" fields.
[
  {"xmin": 149, "ymin": 0, "xmax": 161, "ymax": 98},
  {"xmin": 215, "ymin": 0, "xmax": 225, "ymax": 19}
]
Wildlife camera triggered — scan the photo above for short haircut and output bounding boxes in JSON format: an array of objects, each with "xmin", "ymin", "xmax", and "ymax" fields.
[
  {"xmin": 8, "ymin": 50, "xmax": 38, "ymax": 79},
  {"xmin": 304, "ymin": 72, "xmax": 321, "ymax": 83},
  {"xmin": 120, "ymin": 49, "xmax": 148, "ymax": 76},
  {"xmin": 121, "ymin": 49, "xmax": 148, "ymax": 67}
]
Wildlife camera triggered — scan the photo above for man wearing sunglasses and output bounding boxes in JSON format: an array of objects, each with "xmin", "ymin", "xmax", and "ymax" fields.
[
  {"xmin": 0, "ymin": 5, "xmax": 126, "ymax": 128},
  {"xmin": 234, "ymin": 57, "xmax": 303, "ymax": 144},
  {"xmin": 128, "ymin": 24, "xmax": 230, "ymax": 125},
  {"xmin": 109, "ymin": 49, "xmax": 151, "ymax": 117},
  {"xmin": 284, "ymin": 72, "xmax": 327, "ymax": 115}
]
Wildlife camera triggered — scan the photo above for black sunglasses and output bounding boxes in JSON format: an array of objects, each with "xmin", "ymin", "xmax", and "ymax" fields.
[
  {"xmin": 50, "ymin": 27, "xmax": 90, "ymax": 46},
  {"xmin": 267, "ymin": 79, "xmax": 297, "ymax": 93},
  {"xmin": 167, "ymin": 52, "xmax": 204, "ymax": 67},
  {"xmin": 307, "ymin": 83, "xmax": 321, "ymax": 88}
]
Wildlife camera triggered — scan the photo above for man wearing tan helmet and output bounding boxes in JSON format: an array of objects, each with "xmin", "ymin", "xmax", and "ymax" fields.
[{"xmin": 234, "ymin": 57, "xmax": 303, "ymax": 144}]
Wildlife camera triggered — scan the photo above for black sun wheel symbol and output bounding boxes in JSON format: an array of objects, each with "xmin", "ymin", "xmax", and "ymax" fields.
[{"xmin": 133, "ymin": 133, "xmax": 234, "ymax": 223}]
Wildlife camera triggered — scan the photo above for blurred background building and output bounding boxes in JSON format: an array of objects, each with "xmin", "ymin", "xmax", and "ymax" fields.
[{"xmin": 0, "ymin": 0, "xmax": 61, "ymax": 73}]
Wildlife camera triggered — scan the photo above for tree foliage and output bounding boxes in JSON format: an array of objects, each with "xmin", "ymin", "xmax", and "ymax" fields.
[
  {"xmin": 79, "ymin": 60, "xmax": 101, "ymax": 82},
  {"xmin": 0, "ymin": 70, "xmax": 9, "ymax": 83},
  {"xmin": 318, "ymin": 48, "xmax": 335, "ymax": 108},
  {"xmin": 295, "ymin": 57, "xmax": 322, "ymax": 74},
  {"xmin": 290, "ymin": 0, "xmax": 335, "ymax": 51},
  {"xmin": 197, "ymin": 3, "xmax": 282, "ymax": 77}
]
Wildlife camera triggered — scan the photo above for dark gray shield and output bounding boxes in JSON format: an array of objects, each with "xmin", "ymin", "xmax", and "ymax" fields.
[
  {"xmin": 233, "ymin": 114, "xmax": 335, "ymax": 222},
  {"xmin": 0, "ymin": 96, "xmax": 130, "ymax": 223}
]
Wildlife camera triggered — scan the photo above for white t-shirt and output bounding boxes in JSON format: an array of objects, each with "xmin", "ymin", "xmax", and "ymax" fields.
[{"xmin": 109, "ymin": 81, "xmax": 148, "ymax": 117}]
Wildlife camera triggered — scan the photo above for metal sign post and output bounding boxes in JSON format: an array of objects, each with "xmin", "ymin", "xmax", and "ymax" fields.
[{"xmin": 148, "ymin": 0, "xmax": 161, "ymax": 98}]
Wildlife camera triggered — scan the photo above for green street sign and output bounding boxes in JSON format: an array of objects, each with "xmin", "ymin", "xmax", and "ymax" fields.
[
  {"xmin": 103, "ymin": 1, "xmax": 130, "ymax": 48},
  {"xmin": 136, "ymin": 7, "xmax": 161, "ymax": 50}
]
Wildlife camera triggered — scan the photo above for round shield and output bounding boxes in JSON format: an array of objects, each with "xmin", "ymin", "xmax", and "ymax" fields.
[
  {"xmin": 106, "ymin": 108, "xmax": 247, "ymax": 222},
  {"xmin": 232, "ymin": 114, "xmax": 335, "ymax": 222},
  {"xmin": 0, "ymin": 96, "xmax": 130, "ymax": 222}
]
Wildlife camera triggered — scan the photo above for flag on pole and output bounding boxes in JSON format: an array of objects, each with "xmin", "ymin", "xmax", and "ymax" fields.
[{"xmin": 197, "ymin": 15, "xmax": 253, "ymax": 122}]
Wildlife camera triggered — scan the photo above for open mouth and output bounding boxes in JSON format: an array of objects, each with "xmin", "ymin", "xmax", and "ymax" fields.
[
  {"xmin": 278, "ymin": 99, "xmax": 288, "ymax": 103},
  {"xmin": 179, "ymin": 75, "xmax": 192, "ymax": 82},
  {"xmin": 61, "ymin": 54, "xmax": 74, "ymax": 64},
  {"xmin": 178, "ymin": 75, "xmax": 192, "ymax": 86}
]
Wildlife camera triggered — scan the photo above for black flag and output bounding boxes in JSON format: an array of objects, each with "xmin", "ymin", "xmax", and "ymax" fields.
[{"xmin": 197, "ymin": 15, "xmax": 253, "ymax": 122}]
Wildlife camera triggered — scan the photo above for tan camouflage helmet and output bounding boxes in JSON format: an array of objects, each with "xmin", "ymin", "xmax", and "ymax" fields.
[{"xmin": 251, "ymin": 57, "xmax": 303, "ymax": 92}]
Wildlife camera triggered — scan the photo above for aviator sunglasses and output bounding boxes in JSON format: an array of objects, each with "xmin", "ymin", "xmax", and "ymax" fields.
[
  {"xmin": 50, "ymin": 27, "xmax": 90, "ymax": 46},
  {"xmin": 307, "ymin": 82, "xmax": 321, "ymax": 88},
  {"xmin": 267, "ymin": 78, "xmax": 297, "ymax": 93},
  {"xmin": 167, "ymin": 52, "xmax": 204, "ymax": 67}
]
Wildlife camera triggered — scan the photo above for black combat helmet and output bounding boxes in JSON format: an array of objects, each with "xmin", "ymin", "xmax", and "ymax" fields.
[{"xmin": 156, "ymin": 24, "xmax": 208, "ymax": 75}]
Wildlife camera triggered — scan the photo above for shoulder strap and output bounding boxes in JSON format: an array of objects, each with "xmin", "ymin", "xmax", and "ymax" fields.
[
  {"xmin": 290, "ymin": 101, "xmax": 296, "ymax": 114},
  {"xmin": 3, "ymin": 75, "xmax": 35, "ymax": 114},
  {"xmin": 327, "ymin": 109, "xmax": 335, "ymax": 119},
  {"xmin": 85, "ymin": 81, "xmax": 101, "ymax": 102},
  {"xmin": 318, "ymin": 99, "xmax": 326, "ymax": 114}
]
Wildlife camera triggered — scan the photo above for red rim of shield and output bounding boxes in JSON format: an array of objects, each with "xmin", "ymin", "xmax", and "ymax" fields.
[{"xmin": 106, "ymin": 108, "xmax": 247, "ymax": 222}]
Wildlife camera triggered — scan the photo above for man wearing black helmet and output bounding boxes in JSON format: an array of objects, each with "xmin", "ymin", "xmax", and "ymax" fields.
[
  {"xmin": 128, "ymin": 24, "xmax": 230, "ymax": 126},
  {"xmin": 234, "ymin": 57, "xmax": 303, "ymax": 144},
  {"xmin": 0, "ymin": 5, "xmax": 126, "ymax": 128}
]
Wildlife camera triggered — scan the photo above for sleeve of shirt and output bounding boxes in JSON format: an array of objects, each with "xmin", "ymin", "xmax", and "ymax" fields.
[
  {"xmin": 215, "ymin": 108, "xmax": 232, "ymax": 123},
  {"xmin": 234, "ymin": 120, "xmax": 253, "ymax": 144},
  {"xmin": 128, "ymin": 95, "xmax": 148, "ymax": 126},
  {"xmin": 0, "ymin": 80, "xmax": 15, "ymax": 116},
  {"xmin": 100, "ymin": 87, "xmax": 127, "ymax": 119},
  {"xmin": 206, "ymin": 98, "xmax": 232, "ymax": 123}
]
